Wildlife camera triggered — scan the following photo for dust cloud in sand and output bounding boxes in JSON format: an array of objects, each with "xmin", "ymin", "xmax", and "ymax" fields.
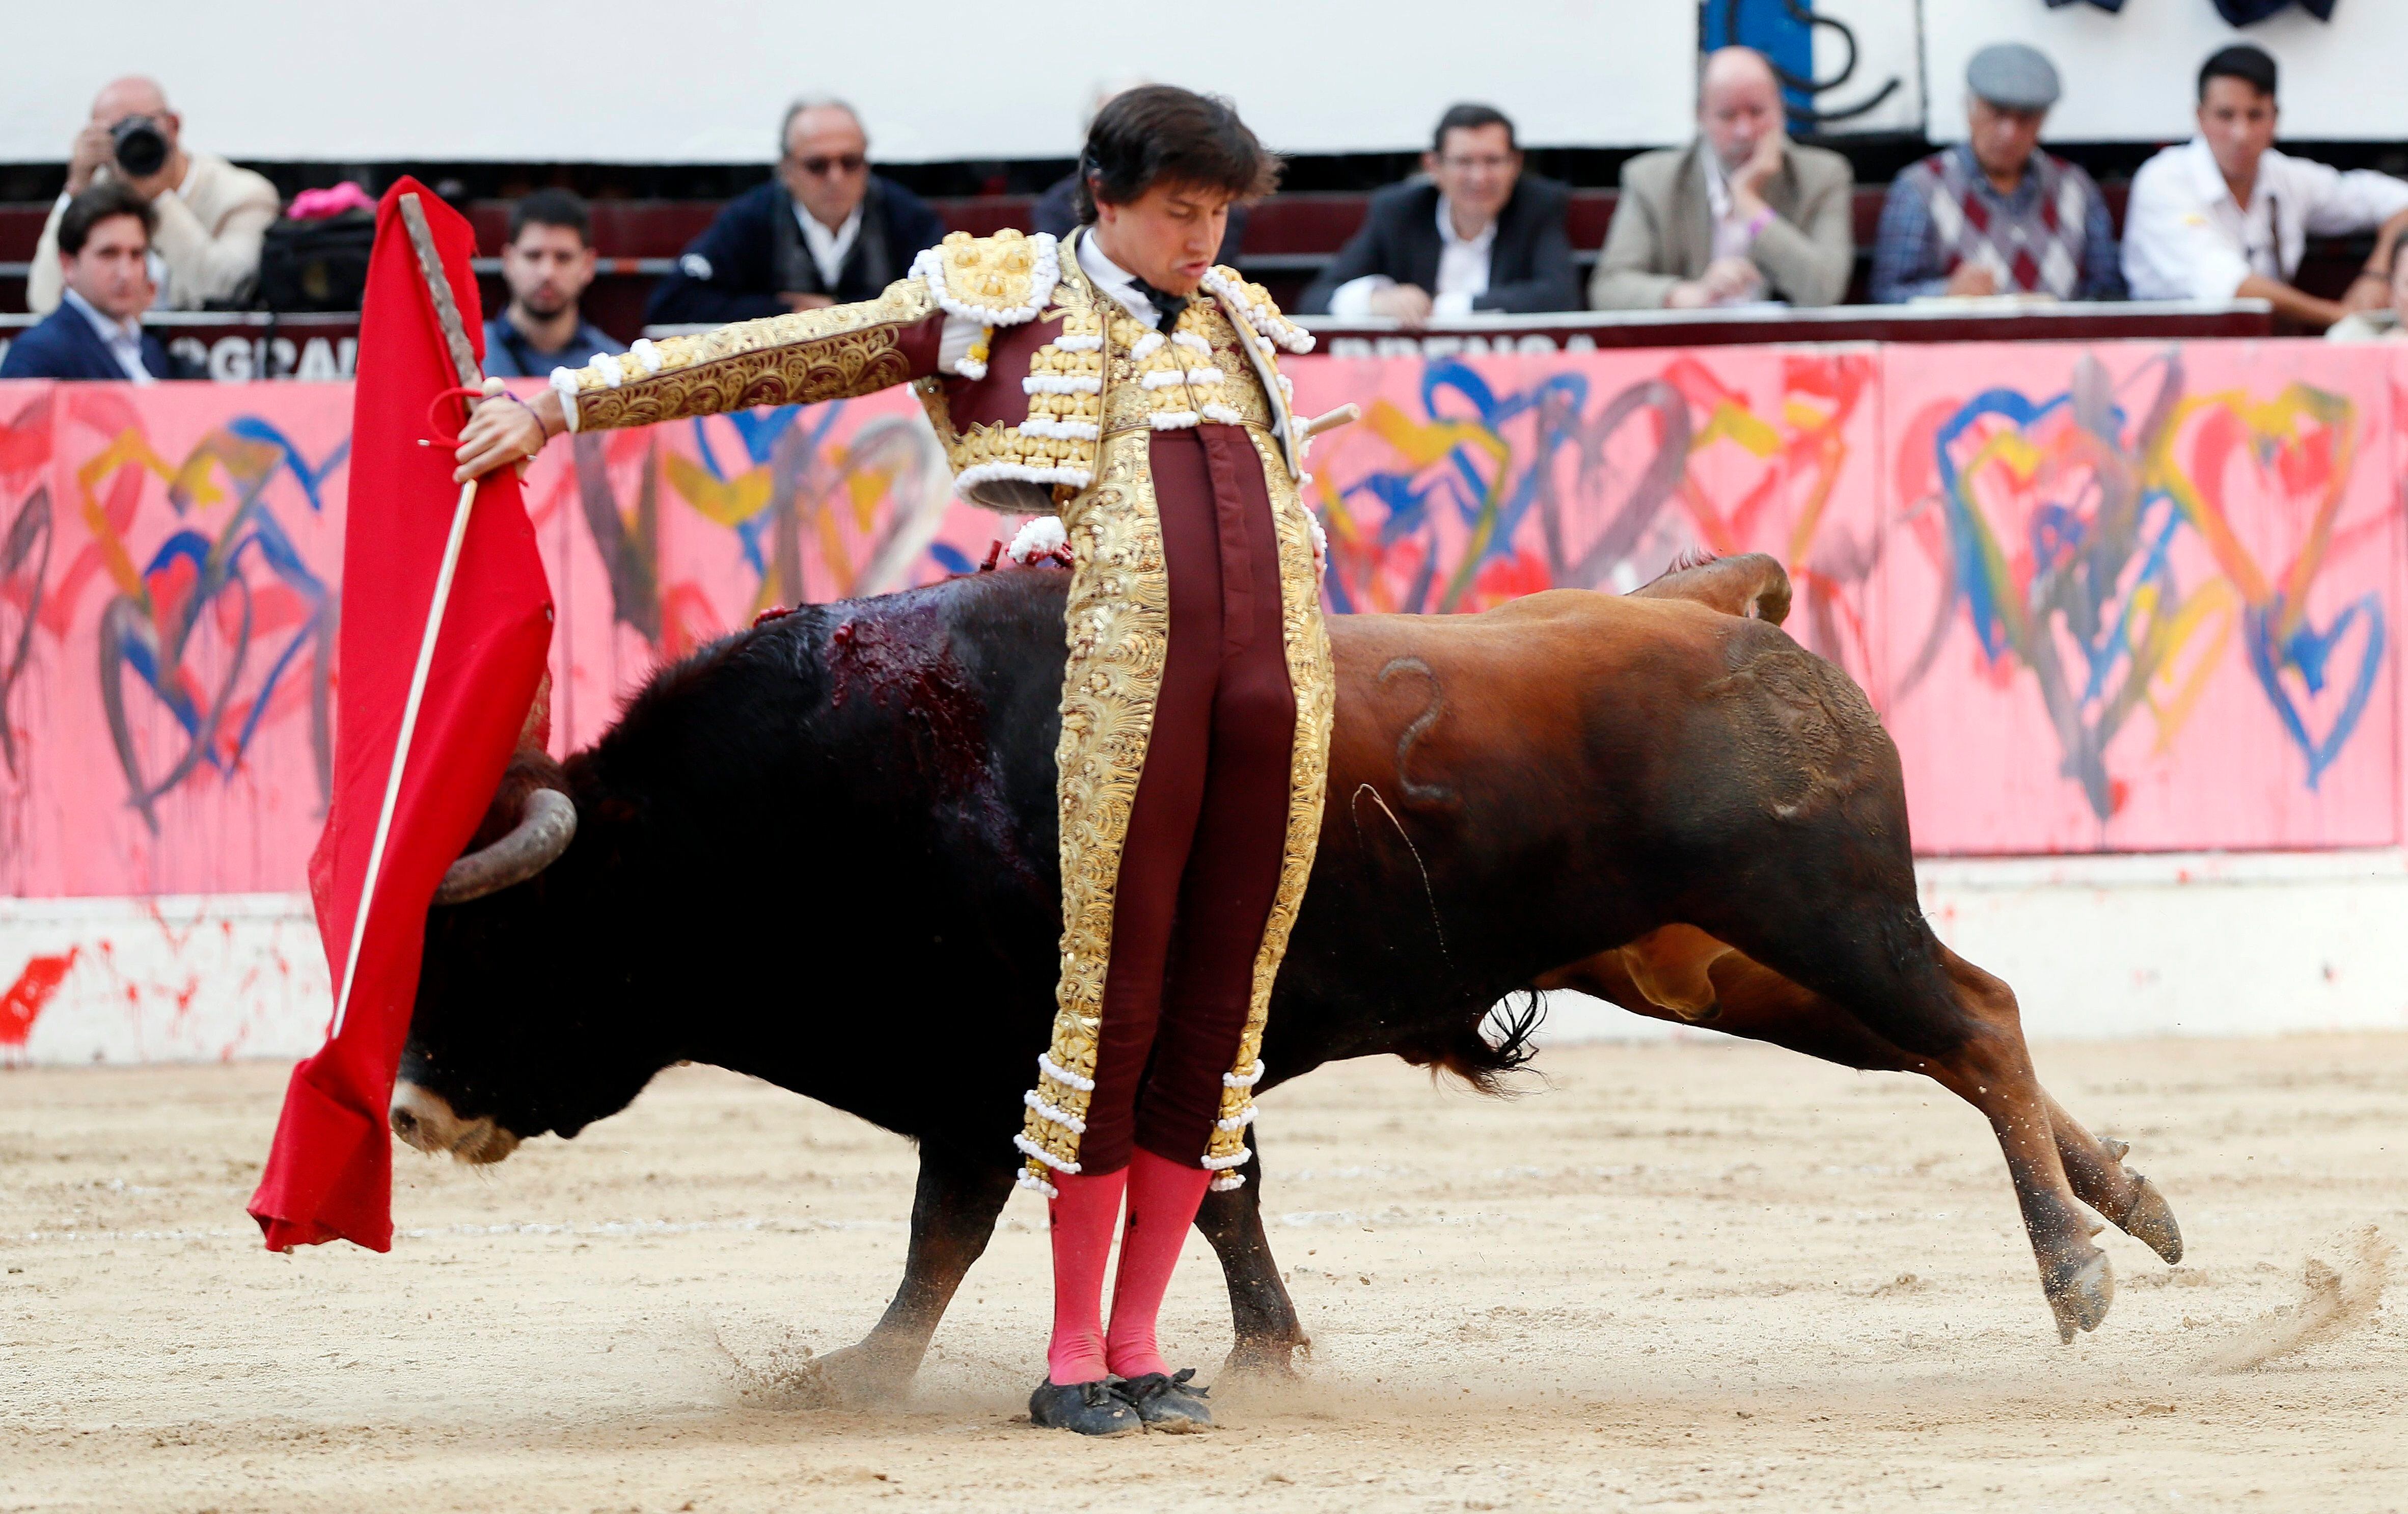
[{"xmin": 3, "ymin": 1035, "xmax": 2403, "ymax": 1512}]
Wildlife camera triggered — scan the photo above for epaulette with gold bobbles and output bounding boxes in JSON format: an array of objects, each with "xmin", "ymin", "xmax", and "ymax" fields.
[{"xmin": 911, "ymin": 229, "xmax": 1061, "ymax": 380}]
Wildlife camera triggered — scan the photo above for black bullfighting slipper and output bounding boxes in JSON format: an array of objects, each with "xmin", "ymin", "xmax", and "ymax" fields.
[
  {"xmin": 1028, "ymin": 1377, "xmax": 1145, "ymax": 1436},
  {"xmin": 1119, "ymin": 1368, "xmax": 1214, "ymax": 1432}
]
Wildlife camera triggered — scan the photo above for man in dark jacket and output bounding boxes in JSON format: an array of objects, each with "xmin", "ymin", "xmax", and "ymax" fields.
[
  {"xmin": 1298, "ymin": 103, "xmax": 1578, "ymax": 319},
  {"xmin": 1, "ymin": 182, "xmax": 185, "ymax": 381},
  {"xmin": 644, "ymin": 98, "xmax": 945, "ymax": 327}
]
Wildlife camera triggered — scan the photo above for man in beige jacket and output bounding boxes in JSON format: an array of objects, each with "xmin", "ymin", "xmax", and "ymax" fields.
[
  {"xmin": 1591, "ymin": 48, "xmax": 1855, "ymax": 310},
  {"xmin": 29, "ymin": 77, "xmax": 279, "ymax": 314}
]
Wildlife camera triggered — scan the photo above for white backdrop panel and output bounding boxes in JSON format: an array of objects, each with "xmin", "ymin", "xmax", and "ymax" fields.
[
  {"xmin": 0, "ymin": 1, "xmax": 1699, "ymax": 164},
  {"xmin": 1926, "ymin": 0, "xmax": 2408, "ymax": 143}
]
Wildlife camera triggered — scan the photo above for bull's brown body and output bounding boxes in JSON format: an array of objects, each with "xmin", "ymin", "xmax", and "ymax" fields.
[{"xmin": 396, "ymin": 554, "xmax": 2179, "ymax": 1399}]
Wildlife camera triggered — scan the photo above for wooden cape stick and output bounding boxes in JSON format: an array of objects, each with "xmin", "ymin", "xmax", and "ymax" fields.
[{"xmin": 327, "ymin": 193, "xmax": 494, "ymax": 1040}]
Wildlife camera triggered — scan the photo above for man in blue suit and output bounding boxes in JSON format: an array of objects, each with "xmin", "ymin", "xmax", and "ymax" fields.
[{"xmin": 1, "ymin": 183, "xmax": 184, "ymax": 381}]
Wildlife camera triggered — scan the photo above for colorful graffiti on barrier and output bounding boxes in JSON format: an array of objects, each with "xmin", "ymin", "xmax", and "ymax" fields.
[
  {"xmin": 1290, "ymin": 346, "xmax": 1885, "ymax": 686},
  {"xmin": 1, "ymin": 343, "xmax": 2403, "ymax": 900},
  {"xmin": 1881, "ymin": 342, "xmax": 2399, "ymax": 853}
]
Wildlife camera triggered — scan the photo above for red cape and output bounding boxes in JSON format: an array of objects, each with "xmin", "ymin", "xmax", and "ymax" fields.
[{"xmin": 248, "ymin": 179, "xmax": 554, "ymax": 1252}]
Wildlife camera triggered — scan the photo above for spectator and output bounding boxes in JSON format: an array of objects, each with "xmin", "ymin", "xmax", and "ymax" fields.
[
  {"xmin": 1032, "ymin": 78, "xmax": 1245, "ymax": 263},
  {"xmin": 1592, "ymin": 48, "xmax": 1853, "ymax": 310},
  {"xmin": 645, "ymin": 98, "xmax": 944, "ymax": 327},
  {"xmin": 2, "ymin": 184, "xmax": 182, "ymax": 381},
  {"xmin": 1872, "ymin": 44, "xmax": 2122, "ymax": 304},
  {"xmin": 2123, "ymin": 44, "xmax": 2408, "ymax": 329},
  {"xmin": 28, "ymin": 76, "xmax": 279, "ymax": 315},
  {"xmin": 483, "ymin": 190, "xmax": 617, "ymax": 377},
  {"xmin": 1298, "ymin": 103, "xmax": 1577, "ymax": 320}
]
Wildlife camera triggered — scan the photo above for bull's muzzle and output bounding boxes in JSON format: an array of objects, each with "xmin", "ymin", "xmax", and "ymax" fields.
[{"xmin": 390, "ymin": 1081, "xmax": 522, "ymax": 1165}]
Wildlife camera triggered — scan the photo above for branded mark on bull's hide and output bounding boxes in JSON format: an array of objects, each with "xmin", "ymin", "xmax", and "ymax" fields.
[
  {"xmin": 1, "ymin": 948, "xmax": 77, "ymax": 1051},
  {"xmin": 825, "ymin": 600, "xmax": 1031, "ymax": 883},
  {"xmin": 0, "ymin": 485, "xmax": 52, "ymax": 777},
  {"xmin": 1375, "ymin": 656, "xmax": 1456, "ymax": 807}
]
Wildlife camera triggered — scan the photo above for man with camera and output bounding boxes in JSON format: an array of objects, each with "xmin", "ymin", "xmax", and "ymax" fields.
[{"xmin": 27, "ymin": 76, "xmax": 280, "ymax": 315}]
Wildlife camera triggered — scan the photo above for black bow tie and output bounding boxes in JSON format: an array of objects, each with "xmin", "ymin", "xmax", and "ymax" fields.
[{"xmin": 1127, "ymin": 275, "xmax": 1190, "ymax": 332}]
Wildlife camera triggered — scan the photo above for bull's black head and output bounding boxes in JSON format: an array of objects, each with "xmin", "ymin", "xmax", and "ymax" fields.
[{"xmin": 393, "ymin": 752, "xmax": 668, "ymax": 1162}]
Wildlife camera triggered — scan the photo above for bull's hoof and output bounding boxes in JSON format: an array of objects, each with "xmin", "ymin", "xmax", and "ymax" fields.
[
  {"xmin": 1221, "ymin": 1335, "xmax": 1310, "ymax": 1381},
  {"xmin": 810, "ymin": 1340, "xmax": 921, "ymax": 1404},
  {"xmin": 2044, "ymin": 1251, "xmax": 2115, "ymax": 1344},
  {"xmin": 2113, "ymin": 1174, "xmax": 2184, "ymax": 1265}
]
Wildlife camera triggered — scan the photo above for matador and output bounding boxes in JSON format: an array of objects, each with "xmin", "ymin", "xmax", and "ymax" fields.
[{"xmin": 455, "ymin": 86, "xmax": 1334, "ymax": 1436}]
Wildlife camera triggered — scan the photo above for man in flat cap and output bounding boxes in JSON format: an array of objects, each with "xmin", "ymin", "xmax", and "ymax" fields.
[{"xmin": 1871, "ymin": 42, "xmax": 2122, "ymax": 303}]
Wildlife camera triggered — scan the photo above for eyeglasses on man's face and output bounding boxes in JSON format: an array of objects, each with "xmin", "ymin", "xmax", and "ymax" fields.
[{"xmin": 791, "ymin": 152, "xmax": 868, "ymax": 177}]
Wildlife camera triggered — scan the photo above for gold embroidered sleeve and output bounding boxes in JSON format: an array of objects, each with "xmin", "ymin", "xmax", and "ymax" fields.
[{"xmin": 553, "ymin": 277, "xmax": 940, "ymax": 432}]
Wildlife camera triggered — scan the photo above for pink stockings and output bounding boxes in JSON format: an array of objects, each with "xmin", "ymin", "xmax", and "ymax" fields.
[{"xmin": 1045, "ymin": 1151, "xmax": 1216, "ymax": 1383}]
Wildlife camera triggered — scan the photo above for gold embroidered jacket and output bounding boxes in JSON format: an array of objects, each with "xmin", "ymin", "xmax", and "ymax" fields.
[{"xmin": 547, "ymin": 229, "xmax": 1335, "ymax": 1195}]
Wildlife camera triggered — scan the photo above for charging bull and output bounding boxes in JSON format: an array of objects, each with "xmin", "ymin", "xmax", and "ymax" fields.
[{"xmin": 393, "ymin": 554, "xmax": 2181, "ymax": 1396}]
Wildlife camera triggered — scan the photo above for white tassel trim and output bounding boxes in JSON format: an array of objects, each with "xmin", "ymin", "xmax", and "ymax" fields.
[
  {"xmin": 1014, "ymin": 1132, "xmax": 1081, "ymax": 1174},
  {"xmin": 1024, "ymin": 374, "xmax": 1102, "ymax": 395},
  {"xmin": 1149, "ymin": 411, "xmax": 1200, "ymax": 429},
  {"xmin": 1006, "ymin": 515, "xmax": 1069, "ymax": 564},
  {"xmin": 1209, "ymin": 1174, "xmax": 1246, "ymax": 1193},
  {"xmin": 1198, "ymin": 402, "xmax": 1242, "ymax": 425},
  {"xmin": 1053, "ymin": 334, "xmax": 1103, "ymax": 352},
  {"xmin": 911, "ymin": 232, "xmax": 1060, "ymax": 326},
  {"xmin": 1038, "ymin": 1052, "xmax": 1096, "ymax": 1093},
  {"xmin": 1018, "ymin": 417, "xmax": 1100, "ymax": 441},
  {"xmin": 1216, "ymin": 1106, "xmax": 1257, "ymax": 1133},
  {"xmin": 1171, "ymin": 330, "xmax": 1213, "ymax": 354},
  {"xmin": 1201, "ymin": 267, "xmax": 1316, "ymax": 354},
  {"xmin": 1017, "ymin": 1168, "xmax": 1060, "ymax": 1199},
  {"xmin": 1201, "ymin": 1150, "xmax": 1251, "ymax": 1171},
  {"xmin": 953, "ymin": 357, "xmax": 989, "ymax": 381},
  {"xmin": 956, "ymin": 461, "xmax": 1093, "ymax": 494},
  {"xmin": 548, "ymin": 367, "xmax": 584, "ymax": 433},
  {"xmin": 1222, "ymin": 1060, "xmax": 1266, "ymax": 1089},
  {"xmin": 630, "ymin": 338, "xmax": 663, "ymax": 374},
  {"xmin": 1140, "ymin": 370, "xmax": 1191, "ymax": 391},
  {"xmin": 1129, "ymin": 332, "xmax": 1166, "ymax": 361},
  {"xmin": 591, "ymin": 353, "xmax": 624, "ymax": 388},
  {"xmin": 1309, "ymin": 512, "xmax": 1329, "ymax": 576},
  {"xmin": 1024, "ymin": 1089, "xmax": 1088, "ymax": 1133},
  {"xmin": 1184, "ymin": 367, "xmax": 1225, "ymax": 387}
]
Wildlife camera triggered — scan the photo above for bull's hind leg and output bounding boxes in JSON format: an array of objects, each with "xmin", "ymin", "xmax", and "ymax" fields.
[
  {"xmin": 2039, "ymin": 1090, "xmax": 2184, "ymax": 1263},
  {"xmin": 1193, "ymin": 1132, "xmax": 1311, "ymax": 1377},
  {"xmin": 1703, "ymin": 897, "xmax": 2112, "ymax": 1342},
  {"xmin": 812, "ymin": 1142, "xmax": 1016, "ymax": 1402},
  {"xmin": 1912, "ymin": 949, "xmax": 2120, "ymax": 1341}
]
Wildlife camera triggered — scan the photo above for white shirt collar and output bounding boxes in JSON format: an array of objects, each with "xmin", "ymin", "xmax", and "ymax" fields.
[
  {"xmin": 793, "ymin": 202, "xmax": 864, "ymax": 288},
  {"xmin": 1074, "ymin": 228, "xmax": 1159, "ymax": 323},
  {"xmin": 1433, "ymin": 194, "xmax": 1496, "ymax": 252},
  {"xmin": 62, "ymin": 287, "xmax": 154, "ymax": 382}
]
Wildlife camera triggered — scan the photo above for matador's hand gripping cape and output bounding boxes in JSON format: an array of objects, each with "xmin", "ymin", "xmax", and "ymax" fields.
[{"xmin": 545, "ymin": 231, "xmax": 1334, "ymax": 1193}]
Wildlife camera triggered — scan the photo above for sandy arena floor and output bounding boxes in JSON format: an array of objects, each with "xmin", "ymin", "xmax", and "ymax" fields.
[{"xmin": 2, "ymin": 1033, "xmax": 2403, "ymax": 1513}]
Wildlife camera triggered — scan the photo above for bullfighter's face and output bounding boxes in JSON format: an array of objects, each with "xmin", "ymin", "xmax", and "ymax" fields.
[{"xmin": 1089, "ymin": 180, "xmax": 1233, "ymax": 298}]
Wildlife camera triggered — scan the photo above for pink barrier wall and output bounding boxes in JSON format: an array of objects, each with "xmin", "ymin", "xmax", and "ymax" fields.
[{"xmin": 2, "ymin": 339, "xmax": 2402, "ymax": 903}]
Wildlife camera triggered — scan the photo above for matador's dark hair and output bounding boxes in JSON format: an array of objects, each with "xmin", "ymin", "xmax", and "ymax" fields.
[{"xmin": 1075, "ymin": 85, "xmax": 1281, "ymax": 225}]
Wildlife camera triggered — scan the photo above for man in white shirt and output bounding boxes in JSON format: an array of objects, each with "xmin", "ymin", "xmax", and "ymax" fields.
[
  {"xmin": 2122, "ymin": 43, "xmax": 2408, "ymax": 329},
  {"xmin": 1297, "ymin": 103, "xmax": 1577, "ymax": 322},
  {"xmin": 28, "ymin": 76, "xmax": 279, "ymax": 315}
]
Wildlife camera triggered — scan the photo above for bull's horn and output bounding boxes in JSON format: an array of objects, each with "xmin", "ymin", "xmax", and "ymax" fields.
[{"xmin": 432, "ymin": 788, "xmax": 578, "ymax": 905}]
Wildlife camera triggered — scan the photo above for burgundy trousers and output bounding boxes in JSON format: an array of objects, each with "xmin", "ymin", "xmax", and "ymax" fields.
[{"xmin": 1076, "ymin": 425, "xmax": 1298, "ymax": 1175}]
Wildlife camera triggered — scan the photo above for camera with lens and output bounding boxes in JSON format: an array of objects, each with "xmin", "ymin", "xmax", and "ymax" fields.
[{"xmin": 110, "ymin": 115, "xmax": 171, "ymax": 179}]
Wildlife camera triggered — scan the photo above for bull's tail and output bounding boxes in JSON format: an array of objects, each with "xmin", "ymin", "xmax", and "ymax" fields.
[{"xmin": 1629, "ymin": 551, "xmax": 1792, "ymax": 626}]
